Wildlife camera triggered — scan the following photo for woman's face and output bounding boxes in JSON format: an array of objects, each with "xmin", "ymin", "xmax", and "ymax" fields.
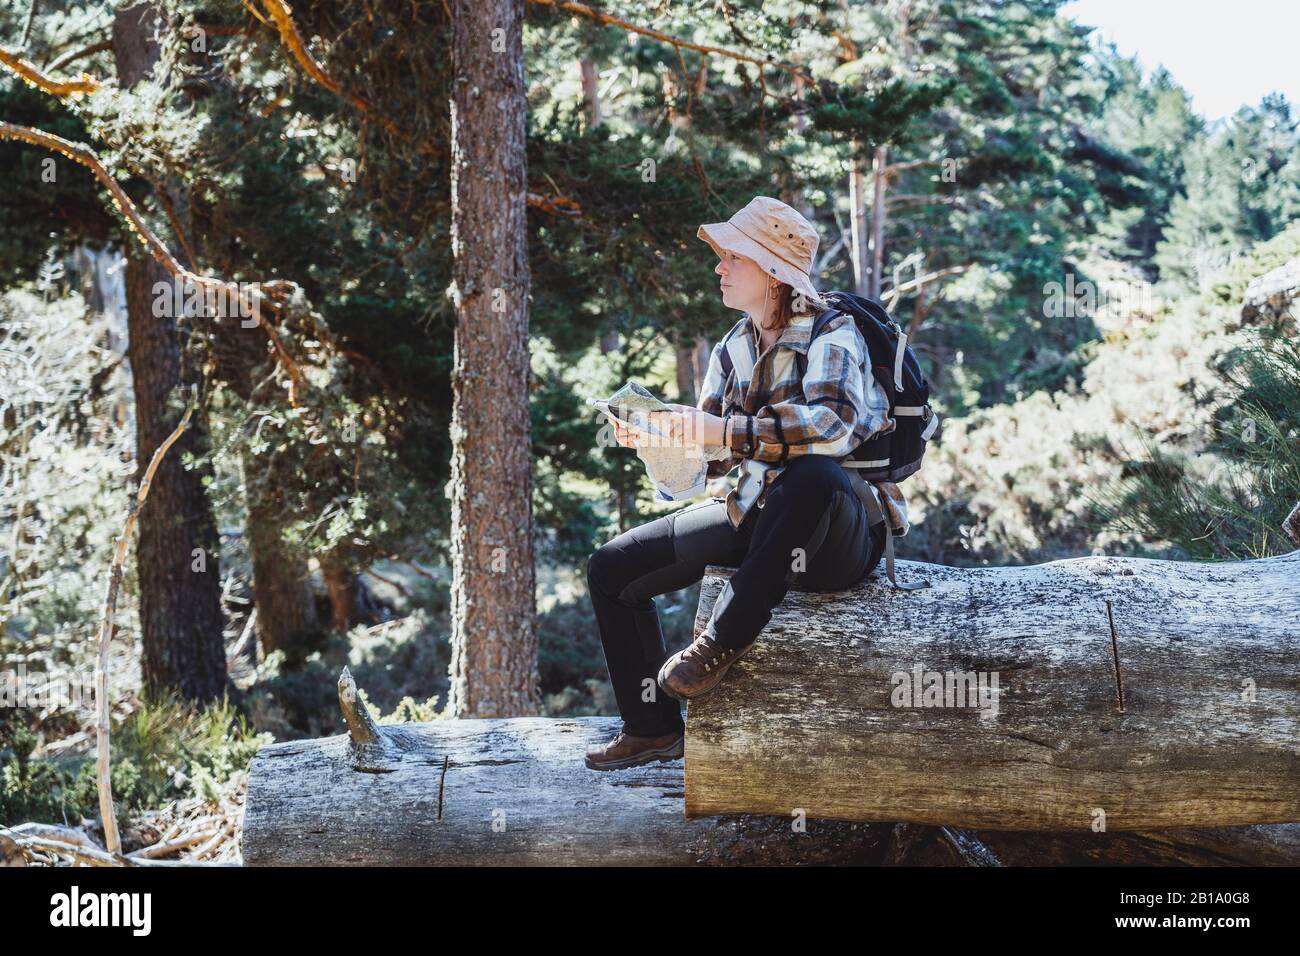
[{"xmin": 715, "ymin": 251, "xmax": 773, "ymax": 314}]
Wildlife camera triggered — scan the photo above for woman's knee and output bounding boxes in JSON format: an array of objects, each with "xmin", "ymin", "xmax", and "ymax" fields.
[
  {"xmin": 586, "ymin": 541, "xmax": 624, "ymax": 598},
  {"xmin": 587, "ymin": 528, "xmax": 665, "ymax": 601}
]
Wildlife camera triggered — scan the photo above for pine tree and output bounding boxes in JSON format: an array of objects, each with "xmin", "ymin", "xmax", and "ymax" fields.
[{"xmin": 445, "ymin": 0, "xmax": 541, "ymax": 716}]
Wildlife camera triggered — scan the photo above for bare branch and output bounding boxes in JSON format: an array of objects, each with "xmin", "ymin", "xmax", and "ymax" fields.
[
  {"xmin": 525, "ymin": 190, "xmax": 582, "ymax": 218},
  {"xmin": 94, "ymin": 394, "xmax": 198, "ymax": 855},
  {"xmin": 886, "ymin": 193, "xmax": 964, "ymax": 208},
  {"xmin": 528, "ymin": 0, "xmax": 810, "ymax": 87},
  {"xmin": 884, "ymin": 157, "xmax": 948, "ymax": 177},
  {"xmin": 44, "ymin": 39, "xmax": 112, "ymax": 75},
  {"xmin": 364, "ymin": 565, "xmax": 413, "ymax": 600},
  {"xmin": 0, "ymin": 121, "xmax": 305, "ymax": 399},
  {"xmin": 0, "ymin": 46, "xmax": 98, "ymax": 96},
  {"xmin": 254, "ymin": 1, "xmax": 579, "ymax": 217},
  {"xmin": 883, "ymin": 264, "xmax": 969, "ymax": 313},
  {"xmin": 3, "ymin": 833, "xmax": 127, "ymax": 867},
  {"xmin": 20, "ymin": 0, "xmax": 39, "ymax": 49}
]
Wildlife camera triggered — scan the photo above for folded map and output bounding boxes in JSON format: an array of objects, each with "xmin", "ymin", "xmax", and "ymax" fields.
[{"xmin": 590, "ymin": 382, "xmax": 730, "ymax": 502}]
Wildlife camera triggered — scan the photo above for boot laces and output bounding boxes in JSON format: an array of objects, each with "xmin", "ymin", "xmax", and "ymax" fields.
[{"xmin": 683, "ymin": 635, "xmax": 736, "ymax": 672}]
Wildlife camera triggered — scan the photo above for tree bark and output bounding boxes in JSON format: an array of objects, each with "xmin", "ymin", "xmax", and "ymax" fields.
[
  {"xmin": 446, "ymin": 0, "xmax": 540, "ymax": 717},
  {"xmin": 674, "ymin": 339, "xmax": 697, "ymax": 403},
  {"xmin": 579, "ymin": 58, "xmax": 601, "ymax": 129},
  {"xmin": 114, "ymin": 2, "xmax": 227, "ymax": 703},
  {"xmin": 243, "ymin": 714, "xmax": 901, "ymax": 866},
  {"xmin": 868, "ymin": 144, "xmax": 888, "ymax": 299},
  {"xmin": 318, "ymin": 553, "xmax": 356, "ymax": 633},
  {"xmin": 693, "ymin": 336, "xmax": 711, "ymax": 391},
  {"xmin": 121, "ymin": 245, "xmax": 227, "ymax": 702},
  {"xmin": 685, "ymin": 552, "xmax": 1300, "ymax": 830},
  {"xmin": 848, "ymin": 144, "xmax": 869, "ymax": 296},
  {"xmin": 240, "ymin": 671, "xmax": 900, "ymax": 865},
  {"xmin": 241, "ymin": 455, "xmax": 320, "ymax": 655}
]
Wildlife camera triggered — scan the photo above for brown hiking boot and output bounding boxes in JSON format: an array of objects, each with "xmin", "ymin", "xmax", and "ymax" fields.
[
  {"xmin": 584, "ymin": 728, "xmax": 684, "ymax": 771},
  {"xmin": 658, "ymin": 633, "xmax": 756, "ymax": 700}
]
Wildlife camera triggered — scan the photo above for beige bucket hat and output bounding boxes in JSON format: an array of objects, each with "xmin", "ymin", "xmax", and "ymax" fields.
[{"xmin": 697, "ymin": 196, "xmax": 824, "ymax": 306}]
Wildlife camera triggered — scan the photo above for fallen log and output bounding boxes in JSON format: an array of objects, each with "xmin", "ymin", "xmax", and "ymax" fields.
[
  {"xmin": 684, "ymin": 551, "xmax": 1300, "ymax": 832},
  {"xmin": 241, "ymin": 663, "xmax": 1300, "ymax": 865},
  {"xmin": 240, "ymin": 670, "xmax": 895, "ymax": 865}
]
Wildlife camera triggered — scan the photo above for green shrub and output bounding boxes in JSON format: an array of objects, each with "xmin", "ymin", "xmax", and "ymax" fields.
[{"xmin": 0, "ymin": 696, "xmax": 271, "ymax": 829}]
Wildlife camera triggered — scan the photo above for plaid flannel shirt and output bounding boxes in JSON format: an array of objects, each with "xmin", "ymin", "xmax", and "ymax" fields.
[{"xmin": 696, "ymin": 308, "xmax": 912, "ymax": 536}]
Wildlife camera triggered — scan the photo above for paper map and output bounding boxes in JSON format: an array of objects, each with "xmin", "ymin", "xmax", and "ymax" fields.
[{"xmin": 590, "ymin": 382, "xmax": 731, "ymax": 502}]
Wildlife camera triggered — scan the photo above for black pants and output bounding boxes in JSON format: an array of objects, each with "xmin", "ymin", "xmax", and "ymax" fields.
[{"xmin": 586, "ymin": 454, "xmax": 887, "ymax": 737}]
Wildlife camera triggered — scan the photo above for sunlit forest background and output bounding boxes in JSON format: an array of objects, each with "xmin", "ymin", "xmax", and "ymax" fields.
[{"xmin": 1, "ymin": 0, "xmax": 1296, "ymax": 854}]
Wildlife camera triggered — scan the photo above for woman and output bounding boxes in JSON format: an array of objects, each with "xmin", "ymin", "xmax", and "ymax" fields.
[{"xmin": 584, "ymin": 195, "xmax": 891, "ymax": 771}]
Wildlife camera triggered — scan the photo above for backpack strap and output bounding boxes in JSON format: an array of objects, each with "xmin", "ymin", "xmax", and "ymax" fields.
[
  {"xmin": 793, "ymin": 306, "xmax": 844, "ymax": 380},
  {"xmin": 848, "ymin": 470, "xmax": 931, "ymax": 591}
]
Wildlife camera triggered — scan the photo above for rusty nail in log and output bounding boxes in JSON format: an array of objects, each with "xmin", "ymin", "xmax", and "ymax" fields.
[
  {"xmin": 1105, "ymin": 598, "xmax": 1125, "ymax": 713},
  {"xmin": 437, "ymin": 755, "xmax": 449, "ymax": 822}
]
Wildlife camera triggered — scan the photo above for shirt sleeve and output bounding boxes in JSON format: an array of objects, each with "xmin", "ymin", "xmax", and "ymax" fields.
[{"xmin": 723, "ymin": 314, "xmax": 885, "ymax": 465}]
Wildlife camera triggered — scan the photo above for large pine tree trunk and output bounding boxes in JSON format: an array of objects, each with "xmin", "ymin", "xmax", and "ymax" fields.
[
  {"xmin": 675, "ymin": 339, "xmax": 697, "ymax": 403},
  {"xmin": 114, "ymin": 2, "xmax": 227, "ymax": 703},
  {"xmin": 446, "ymin": 0, "xmax": 540, "ymax": 717},
  {"xmin": 240, "ymin": 454, "xmax": 320, "ymax": 656},
  {"xmin": 122, "ymin": 252, "xmax": 227, "ymax": 702}
]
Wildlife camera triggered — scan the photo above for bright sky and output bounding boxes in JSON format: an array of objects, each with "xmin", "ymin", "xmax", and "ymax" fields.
[{"xmin": 1062, "ymin": 0, "xmax": 1300, "ymax": 123}]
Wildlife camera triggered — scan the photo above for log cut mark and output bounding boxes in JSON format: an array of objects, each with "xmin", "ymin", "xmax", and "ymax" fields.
[
  {"xmin": 437, "ymin": 755, "xmax": 448, "ymax": 823},
  {"xmin": 1106, "ymin": 597, "xmax": 1126, "ymax": 713}
]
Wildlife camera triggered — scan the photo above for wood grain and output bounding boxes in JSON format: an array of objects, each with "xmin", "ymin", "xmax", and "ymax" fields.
[{"xmin": 685, "ymin": 551, "xmax": 1300, "ymax": 830}]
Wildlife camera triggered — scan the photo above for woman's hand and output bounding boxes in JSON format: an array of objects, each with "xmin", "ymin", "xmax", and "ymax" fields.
[
  {"xmin": 659, "ymin": 405, "xmax": 726, "ymax": 446},
  {"xmin": 608, "ymin": 416, "xmax": 643, "ymax": 448},
  {"xmin": 606, "ymin": 406, "xmax": 726, "ymax": 449}
]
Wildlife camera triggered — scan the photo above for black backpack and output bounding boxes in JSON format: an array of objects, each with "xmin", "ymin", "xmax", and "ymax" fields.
[
  {"xmin": 718, "ymin": 290, "xmax": 939, "ymax": 482},
  {"xmin": 814, "ymin": 290, "xmax": 938, "ymax": 481}
]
